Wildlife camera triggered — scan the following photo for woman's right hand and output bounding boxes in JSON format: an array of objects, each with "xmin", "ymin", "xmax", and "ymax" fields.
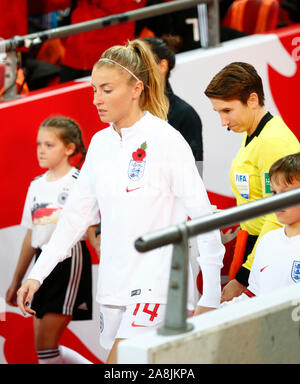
[{"xmin": 17, "ymin": 279, "xmax": 41, "ymax": 316}]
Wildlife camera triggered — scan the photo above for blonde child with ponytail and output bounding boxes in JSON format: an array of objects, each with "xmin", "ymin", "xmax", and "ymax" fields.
[{"xmin": 17, "ymin": 40, "xmax": 225, "ymax": 363}]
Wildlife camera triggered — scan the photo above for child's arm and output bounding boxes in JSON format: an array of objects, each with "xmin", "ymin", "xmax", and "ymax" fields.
[
  {"xmin": 87, "ymin": 224, "xmax": 101, "ymax": 261},
  {"xmin": 6, "ymin": 229, "xmax": 36, "ymax": 306},
  {"xmin": 220, "ymin": 239, "xmax": 265, "ymax": 308}
]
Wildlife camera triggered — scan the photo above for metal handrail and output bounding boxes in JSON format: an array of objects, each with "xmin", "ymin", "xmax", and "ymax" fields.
[
  {"xmin": 135, "ymin": 187, "xmax": 300, "ymax": 252},
  {"xmin": 0, "ymin": 0, "xmax": 218, "ymax": 52},
  {"xmin": 135, "ymin": 187, "xmax": 300, "ymax": 335},
  {"xmin": 0, "ymin": 0, "xmax": 219, "ymax": 100}
]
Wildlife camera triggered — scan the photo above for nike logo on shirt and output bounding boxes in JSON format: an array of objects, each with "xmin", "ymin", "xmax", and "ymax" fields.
[
  {"xmin": 260, "ymin": 265, "xmax": 269, "ymax": 272},
  {"xmin": 126, "ymin": 187, "xmax": 142, "ymax": 193},
  {"xmin": 131, "ymin": 322, "xmax": 147, "ymax": 327}
]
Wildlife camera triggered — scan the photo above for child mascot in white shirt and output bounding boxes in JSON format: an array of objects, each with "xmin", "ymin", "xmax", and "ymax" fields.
[
  {"xmin": 223, "ymin": 151, "xmax": 300, "ymax": 303},
  {"xmin": 6, "ymin": 116, "xmax": 99, "ymax": 364}
]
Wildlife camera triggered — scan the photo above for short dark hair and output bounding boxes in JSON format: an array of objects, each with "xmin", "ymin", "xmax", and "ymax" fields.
[
  {"xmin": 269, "ymin": 152, "xmax": 300, "ymax": 184},
  {"xmin": 204, "ymin": 62, "xmax": 265, "ymax": 106}
]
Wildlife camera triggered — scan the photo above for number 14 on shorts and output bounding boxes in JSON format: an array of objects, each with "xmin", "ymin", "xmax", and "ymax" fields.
[{"xmin": 131, "ymin": 303, "xmax": 165, "ymax": 327}]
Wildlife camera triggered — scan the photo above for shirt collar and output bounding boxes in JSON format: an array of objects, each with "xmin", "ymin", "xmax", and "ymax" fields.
[
  {"xmin": 109, "ymin": 111, "xmax": 149, "ymax": 140},
  {"xmin": 245, "ymin": 111, "xmax": 273, "ymax": 146}
]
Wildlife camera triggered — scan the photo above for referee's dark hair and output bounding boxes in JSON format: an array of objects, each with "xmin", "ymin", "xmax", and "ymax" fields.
[{"xmin": 204, "ymin": 62, "xmax": 265, "ymax": 106}]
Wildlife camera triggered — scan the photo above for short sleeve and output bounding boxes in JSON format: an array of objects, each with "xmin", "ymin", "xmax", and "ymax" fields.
[{"xmin": 21, "ymin": 184, "xmax": 33, "ymax": 230}]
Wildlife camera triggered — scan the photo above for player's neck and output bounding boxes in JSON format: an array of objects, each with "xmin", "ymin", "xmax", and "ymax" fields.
[
  {"xmin": 113, "ymin": 108, "xmax": 144, "ymax": 137},
  {"xmin": 284, "ymin": 221, "xmax": 300, "ymax": 237},
  {"xmin": 46, "ymin": 162, "xmax": 72, "ymax": 182},
  {"xmin": 249, "ymin": 107, "xmax": 267, "ymax": 136}
]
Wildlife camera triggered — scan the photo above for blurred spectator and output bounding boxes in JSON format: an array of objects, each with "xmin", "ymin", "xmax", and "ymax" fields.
[
  {"xmin": 0, "ymin": 1, "xmax": 63, "ymax": 95},
  {"xmin": 26, "ymin": 7, "xmax": 66, "ymax": 89},
  {"xmin": 280, "ymin": 0, "xmax": 300, "ymax": 23},
  {"xmin": 29, "ymin": 0, "xmax": 147, "ymax": 83},
  {"xmin": 0, "ymin": 1, "xmax": 30, "ymax": 97},
  {"xmin": 0, "ymin": 0, "xmax": 28, "ymax": 39},
  {"xmin": 222, "ymin": 0, "xmax": 280, "ymax": 35},
  {"xmin": 0, "ymin": 1, "xmax": 147, "ymax": 92}
]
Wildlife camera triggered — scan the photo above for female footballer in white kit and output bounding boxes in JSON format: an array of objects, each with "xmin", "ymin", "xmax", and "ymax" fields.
[{"xmin": 17, "ymin": 39, "xmax": 225, "ymax": 364}]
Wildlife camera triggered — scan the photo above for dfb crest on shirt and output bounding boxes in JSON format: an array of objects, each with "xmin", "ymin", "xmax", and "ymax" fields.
[
  {"xmin": 57, "ymin": 192, "xmax": 68, "ymax": 205},
  {"xmin": 128, "ymin": 142, "xmax": 147, "ymax": 181},
  {"xmin": 291, "ymin": 260, "xmax": 300, "ymax": 283}
]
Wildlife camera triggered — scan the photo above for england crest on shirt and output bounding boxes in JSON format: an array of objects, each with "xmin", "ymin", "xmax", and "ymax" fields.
[
  {"xmin": 128, "ymin": 142, "xmax": 147, "ymax": 181},
  {"xmin": 291, "ymin": 260, "xmax": 300, "ymax": 283}
]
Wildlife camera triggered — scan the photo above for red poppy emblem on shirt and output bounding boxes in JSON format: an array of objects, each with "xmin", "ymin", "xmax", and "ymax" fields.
[{"xmin": 132, "ymin": 142, "xmax": 147, "ymax": 162}]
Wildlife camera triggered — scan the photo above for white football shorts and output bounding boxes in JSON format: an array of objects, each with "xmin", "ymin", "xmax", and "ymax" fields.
[{"xmin": 99, "ymin": 302, "xmax": 166, "ymax": 350}]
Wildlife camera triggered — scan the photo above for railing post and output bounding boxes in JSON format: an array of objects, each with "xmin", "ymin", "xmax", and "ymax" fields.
[
  {"xmin": 0, "ymin": 51, "xmax": 18, "ymax": 101},
  {"xmin": 157, "ymin": 224, "xmax": 194, "ymax": 335},
  {"xmin": 207, "ymin": 0, "xmax": 220, "ymax": 47}
]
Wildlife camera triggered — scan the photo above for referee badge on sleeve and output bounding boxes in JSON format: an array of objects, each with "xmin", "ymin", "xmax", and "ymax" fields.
[
  {"xmin": 264, "ymin": 172, "xmax": 271, "ymax": 194},
  {"xmin": 235, "ymin": 173, "xmax": 249, "ymax": 200}
]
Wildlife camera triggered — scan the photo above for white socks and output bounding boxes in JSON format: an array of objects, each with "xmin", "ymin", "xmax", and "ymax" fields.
[
  {"xmin": 37, "ymin": 346, "xmax": 92, "ymax": 364},
  {"xmin": 60, "ymin": 346, "xmax": 93, "ymax": 364},
  {"xmin": 37, "ymin": 348, "xmax": 62, "ymax": 364}
]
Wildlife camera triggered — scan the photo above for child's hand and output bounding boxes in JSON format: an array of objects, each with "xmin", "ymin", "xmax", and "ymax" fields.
[
  {"xmin": 87, "ymin": 225, "xmax": 101, "ymax": 260},
  {"xmin": 221, "ymin": 279, "xmax": 246, "ymax": 303},
  {"xmin": 17, "ymin": 279, "xmax": 40, "ymax": 316},
  {"xmin": 194, "ymin": 306, "xmax": 216, "ymax": 316}
]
